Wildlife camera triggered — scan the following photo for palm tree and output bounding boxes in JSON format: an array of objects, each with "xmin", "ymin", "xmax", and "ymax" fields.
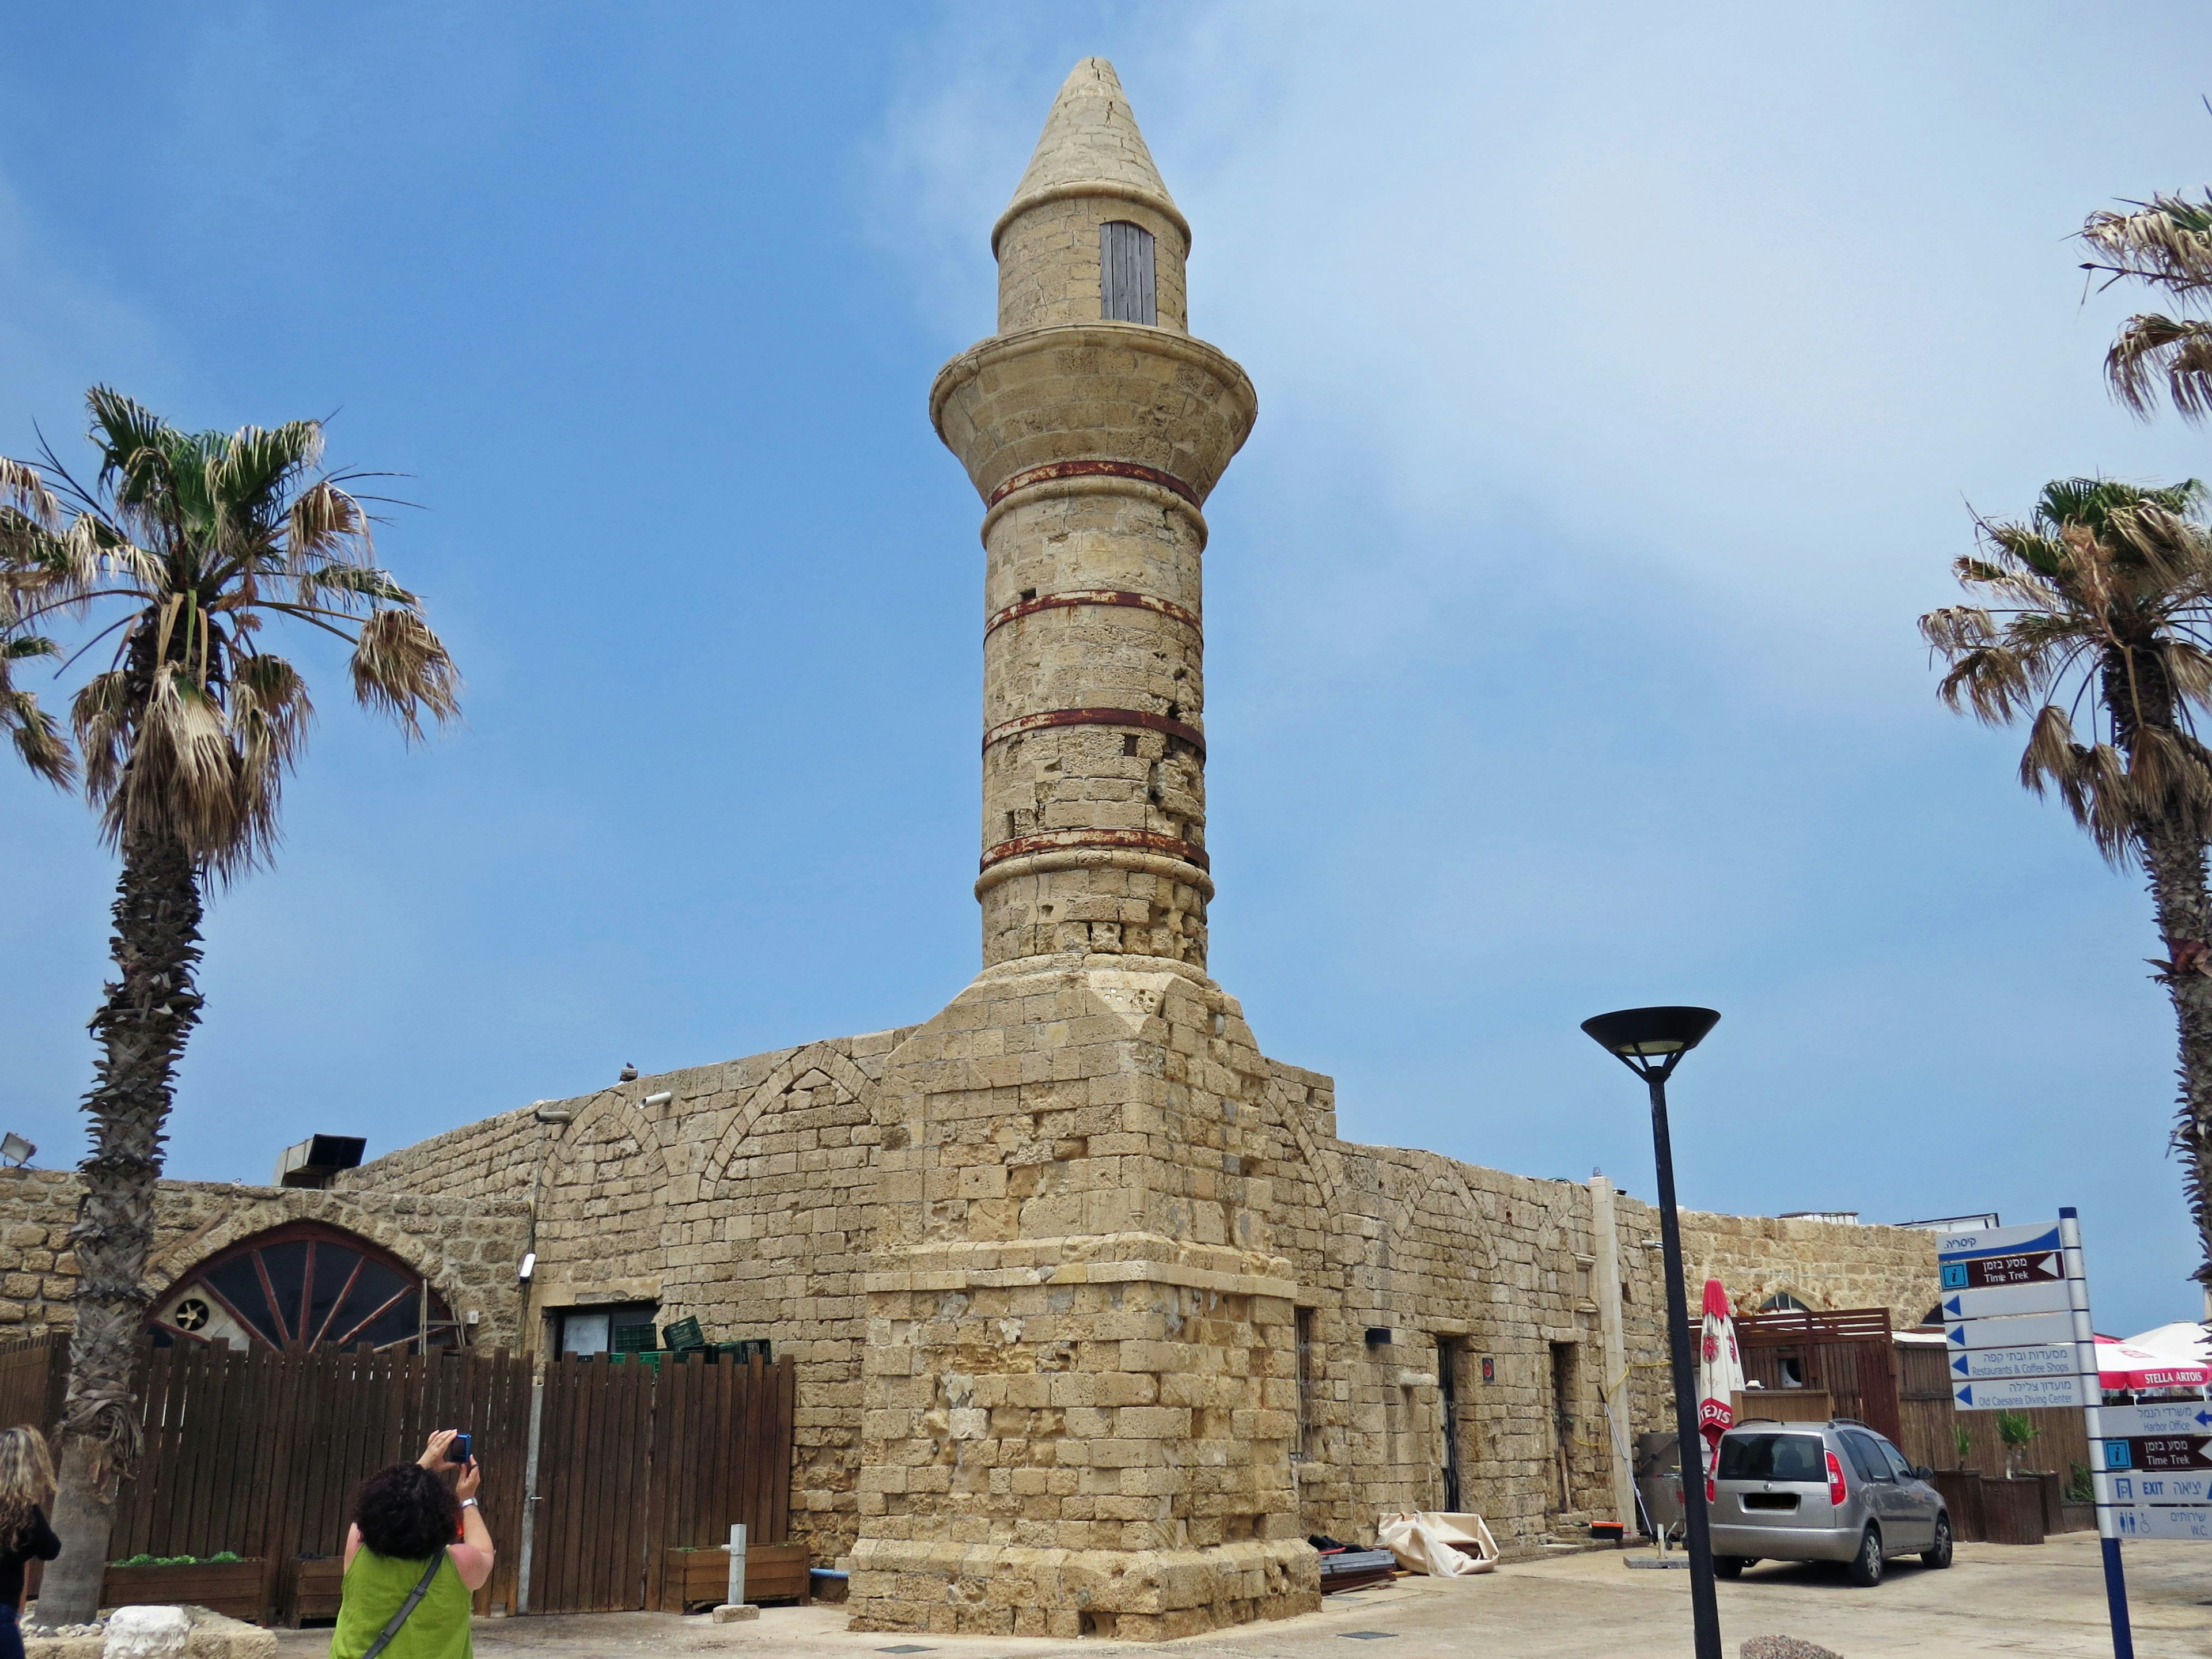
[
  {"xmin": 0, "ymin": 388, "xmax": 457, "ymax": 1623},
  {"xmin": 1922, "ymin": 478, "xmax": 2212, "ymax": 1294},
  {"xmin": 2080, "ymin": 191, "xmax": 2212, "ymax": 420}
]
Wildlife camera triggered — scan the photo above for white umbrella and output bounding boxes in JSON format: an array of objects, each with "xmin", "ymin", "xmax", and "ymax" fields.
[
  {"xmin": 1697, "ymin": 1278, "xmax": 1744, "ymax": 1478},
  {"xmin": 2123, "ymin": 1322, "xmax": 2212, "ymax": 1368}
]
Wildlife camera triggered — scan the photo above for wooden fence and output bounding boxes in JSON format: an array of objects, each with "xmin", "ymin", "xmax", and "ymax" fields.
[
  {"xmin": 1895, "ymin": 1340, "xmax": 2090, "ymax": 1480},
  {"xmin": 0, "ymin": 1336, "xmax": 794, "ymax": 1624},
  {"xmin": 1731, "ymin": 1307, "xmax": 1903, "ymax": 1442}
]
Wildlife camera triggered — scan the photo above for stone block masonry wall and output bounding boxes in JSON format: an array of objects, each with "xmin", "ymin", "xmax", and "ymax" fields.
[
  {"xmin": 335, "ymin": 1104, "xmax": 550, "ymax": 1204},
  {"xmin": 303, "ymin": 1026, "xmax": 1939, "ymax": 1585},
  {"xmin": 340, "ymin": 1028, "xmax": 920, "ymax": 1568},
  {"xmin": 1677, "ymin": 1209, "xmax": 1941, "ymax": 1327},
  {"xmin": 850, "ymin": 960, "xmax": 1315, "ymax": 1639},
  {"xmin": 0, "ymin": 1168, "xmax": 532, "ymax": 1347}
]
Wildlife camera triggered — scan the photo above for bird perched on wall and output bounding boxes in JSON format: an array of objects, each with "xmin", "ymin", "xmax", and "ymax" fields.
[{"xmin": 618, "ymin": 1063, "xmax": 638, "ymax": 1082}]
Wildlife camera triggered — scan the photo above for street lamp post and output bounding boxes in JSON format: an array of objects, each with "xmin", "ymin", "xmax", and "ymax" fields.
[{"xmin": 1581, "ymin": 1005, "xmax": 1724, "ymax": 1659}]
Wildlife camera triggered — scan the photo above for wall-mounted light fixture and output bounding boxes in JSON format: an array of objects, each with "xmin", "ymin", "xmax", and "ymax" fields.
[
  {"xmin": 518, "ymin": 1251, "xmax": 536, "ymax": 1283},
  {"xmin": 0, "ymin": 1134, "xmax": 35, "ymax": 1168}
]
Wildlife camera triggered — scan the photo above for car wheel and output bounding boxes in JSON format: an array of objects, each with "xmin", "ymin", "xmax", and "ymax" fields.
[
  {"xmin": 1713, "ymin": 1556, "xmax": 1747, "ymax": 1579},
  {"xmin": 1846, "ymin": 1525, "xmax": 1884, "ymax": 1587},
  {"xmin": 1921, "ymin": 1513, "xmax": 1953, "ymax": 1569}
]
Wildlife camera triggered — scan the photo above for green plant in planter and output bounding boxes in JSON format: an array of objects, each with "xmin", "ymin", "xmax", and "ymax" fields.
[
  {"xmin": 1995, "ymin": 1410, "xmax": 2041, "ymax": 1478},
  {"xmin": 2066, "ymin": 1461, "xmax": 2095, "ymax": 1503},
  {"xmin": 1953, "ymin": 1422, "xmax": 1973, "ymax": 1467}
]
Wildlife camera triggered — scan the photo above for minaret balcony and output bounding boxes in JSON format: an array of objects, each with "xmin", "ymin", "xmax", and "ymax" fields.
[{"xmin": 930, "ymin": 321, "xmax": 1256, "ymax": 511}]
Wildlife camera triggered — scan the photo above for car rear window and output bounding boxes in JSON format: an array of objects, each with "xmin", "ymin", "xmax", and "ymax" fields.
[{"xmin": 1718, "ymin": 1433, "xmax": 1825, "ymax": 1482}]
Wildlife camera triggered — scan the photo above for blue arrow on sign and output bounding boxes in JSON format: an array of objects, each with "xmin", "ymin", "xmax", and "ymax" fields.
[
  {"xmin": 1953, "ymin": 1354, "xmax": 1970, "ymax": 1375},
  {"xmin": 1944, "ymin": 1296, "xmax": 1964, "ymax": 1318},
  {"xmin": 1949, "ymin": 1325, "xmax": 1968, "ymax": 1345},
  {"xmin": 1958, "ymin": 1385, "xmax": 1974, "ymax": 1406},
  {"xmin": 2198, "ymin": 1410, "xmax": 2212, "ymax": 1429}
]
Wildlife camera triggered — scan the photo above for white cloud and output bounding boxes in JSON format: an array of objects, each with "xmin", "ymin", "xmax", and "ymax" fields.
[{"xmin": 869, "ymin": 2, "xmax": 2210, "ymax": 695}]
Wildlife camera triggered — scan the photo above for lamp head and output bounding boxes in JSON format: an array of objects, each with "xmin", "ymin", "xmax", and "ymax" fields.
[{"xmin": 1580, "ymin": 1006, "xmax": 1720, "ymax": 1081}]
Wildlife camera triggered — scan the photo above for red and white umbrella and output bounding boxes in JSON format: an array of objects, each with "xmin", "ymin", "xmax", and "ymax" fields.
[
  {"xmin": 2096, "ymin": 1334, "xmax": 2212, "ymax": 1392},
  {"xmin": 1698, "ymin": 1278, "xmax": 1744, "ymax": 1472}
]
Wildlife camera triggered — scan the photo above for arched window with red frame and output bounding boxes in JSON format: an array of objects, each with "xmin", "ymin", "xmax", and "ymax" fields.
[{"xmin": 147, "ymin": 1222, "xmax": 463, "ymax": 1352}]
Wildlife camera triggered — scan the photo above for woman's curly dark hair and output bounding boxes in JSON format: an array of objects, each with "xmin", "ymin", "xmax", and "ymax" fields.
[{"xmin": 353, "ymin": 1463, "xmax": 459, "ymax": 1560}]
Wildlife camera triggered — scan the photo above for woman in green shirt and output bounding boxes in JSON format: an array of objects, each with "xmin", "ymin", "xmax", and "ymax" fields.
[{"xmin": 331, "ymin": 1431, "xmax": 493, "ymax": 1659}]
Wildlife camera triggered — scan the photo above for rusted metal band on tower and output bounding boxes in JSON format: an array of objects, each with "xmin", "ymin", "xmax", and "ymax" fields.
[
  {"xmin": 984, "ymin": 589, "xmax": 1203, "ymax": 639},
  {"xmin": 985, "ymin": 460, "xmax": 1201, "ymax": 512},
  {"xmin": 979, "ymin": 828, "xmax": 1211, "ymax": 873},
  {"xmin": 983, "ymin": 707, "xmax": 1206, "ymax": 758}
]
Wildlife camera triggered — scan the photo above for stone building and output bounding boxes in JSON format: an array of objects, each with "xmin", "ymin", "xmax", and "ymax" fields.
[{"xmin": 0, "ymin": 57, "xmax": 1939, "ymax": 1643}]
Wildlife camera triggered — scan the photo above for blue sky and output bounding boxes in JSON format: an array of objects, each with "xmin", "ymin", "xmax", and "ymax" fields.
[{"xmin": 5, "ymin": 2, "xmax": 2211, "ymax": 1335}]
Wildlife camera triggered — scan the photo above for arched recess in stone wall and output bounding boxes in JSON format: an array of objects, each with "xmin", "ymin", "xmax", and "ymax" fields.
[
  {"xmin": 699, "ymin": 1042, "xmax": 877, "ymax": 1191},
  {"xmin": 539, "ymin": 1091, "xmax": 672, "ymax": 1287},
  {"xmin": 147, "ymin": 1197, "xmax": 454, "ymax": 1306},
  {"xmin": 1262, "ymin": 1074, "xmax": 1343, "ymax": 1216},
  {"xmin": 147, "ymin": 1219, "xmax": 459, "ymax": 1351}
]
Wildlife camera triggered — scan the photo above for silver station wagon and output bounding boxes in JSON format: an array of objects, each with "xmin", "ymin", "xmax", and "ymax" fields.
[{"xmin": 1708, "ymin": 1419, "xmax": 1953, "ymax": 1586}]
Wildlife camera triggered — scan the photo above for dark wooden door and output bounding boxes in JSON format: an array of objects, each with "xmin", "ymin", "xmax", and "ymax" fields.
[{"xmin": 527, "ymin": 1355, "xmax": 658, "ymax": 1613}]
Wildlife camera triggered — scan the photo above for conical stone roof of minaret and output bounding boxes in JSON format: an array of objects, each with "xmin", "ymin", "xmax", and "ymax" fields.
[{"xmin": 992, "ymin": 56, "xmax": 1190, "ymax": 254}]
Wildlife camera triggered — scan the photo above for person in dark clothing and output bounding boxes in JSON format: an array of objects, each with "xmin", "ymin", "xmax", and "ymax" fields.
[{"xmin": 0, "ymin": 1427, "xmax": 59, "ymax": 1659}]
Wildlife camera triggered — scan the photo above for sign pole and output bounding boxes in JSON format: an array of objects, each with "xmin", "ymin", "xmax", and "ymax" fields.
[{"xmin": 2059, "ymin": 1208, "xmax": 2132, "ymax": 1659}]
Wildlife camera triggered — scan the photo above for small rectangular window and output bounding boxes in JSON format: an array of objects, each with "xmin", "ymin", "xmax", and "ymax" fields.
[
  {"xmin": 556, "ymin": 1302, "xmax": 657, "ymax": 1356},
  {"xmin": 1100, "ymin": 221, "xmax": 1157, "ymax": 324},
  {"xmin": 1295, "ymin": 1306, "xmax": 1317, "ymax": 1460}
]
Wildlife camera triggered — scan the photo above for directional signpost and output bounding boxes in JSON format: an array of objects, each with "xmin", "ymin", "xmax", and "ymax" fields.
[
  {"xmin": 1935, "ymin": 1213, "xmax": 2204, "ymax": 1659},
  {"xmin": 1937, "ymin": 1222, "xmax": 2081, "ymax": 1414}
]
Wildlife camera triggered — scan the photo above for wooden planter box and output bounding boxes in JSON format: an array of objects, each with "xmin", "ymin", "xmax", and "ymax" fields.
[
  {"xmin": 288, "ymin": 1555, "xmax": 347, "ymax": 1626},
  {"xmin": 660, "ymin": 1543, "xmax": 810, "ymax": 1610},
  {"xmin": 2025, "ymin": 1470, "xmax": 2064, "ymax": 1535},
  {"xmin": 1981, "ymin": 1478, "xmax": 2047, "ymax": 1547},
  {"xmin": 104, "ymin": 1558, "xmax": 267, "ymax": 1622},
  {"xmin": 1931, "ymin": 1470, "xmax": 1984, "ymax": 1543}
]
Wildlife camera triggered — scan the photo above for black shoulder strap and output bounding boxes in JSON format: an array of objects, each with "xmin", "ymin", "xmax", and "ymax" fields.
[{"xmin": 360, "ymin": 1551, "xmax": 447, "ymax": 1659}]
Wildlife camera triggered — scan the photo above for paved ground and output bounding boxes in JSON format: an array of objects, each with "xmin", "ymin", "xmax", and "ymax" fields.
[{"xmin": 270, "ymin": 1535, "xmax": 2210, "ymax": 1657}]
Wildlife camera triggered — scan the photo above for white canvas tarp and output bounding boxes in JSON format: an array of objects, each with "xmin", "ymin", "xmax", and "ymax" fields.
[{"xmin": 1376, "ymin": 1510, "xmax": 1499, "ymax": 1576}]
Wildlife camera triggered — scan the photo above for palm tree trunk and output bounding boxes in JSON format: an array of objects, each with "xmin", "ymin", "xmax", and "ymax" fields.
[
  {"xmin": 2139, "ymin": 821, "xmax": 2212, "ymax": 1293},
  {"xmin": 39, "ymin": 827, "xmax": 202, "ymax": 1627}
]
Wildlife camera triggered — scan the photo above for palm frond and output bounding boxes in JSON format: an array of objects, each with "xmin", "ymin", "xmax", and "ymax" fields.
[
  {"xmin": 0, "ymin": 688, "xmax": 73, "ymax": 787},
  {"xmin": 2105, "ymin": 315, "xmax": 2212, "ymax": 422},
  {"xmin": 13, "ymin": 388, "xmax": 459, "ymax": 863},
  {"xmin": 349, "ymin": 608, "xmax": 459, "ymax": 739},
  {"xmin": 2082, "ymin": 192, "xmax": 2212, "ymax": 296},
  {"xmin": 0, "ymin": 457, "xmax": 62, "ymax": 529},
  {"xmin": 283, "ymin": 478, "xmax": 371, "ymax": 569}
]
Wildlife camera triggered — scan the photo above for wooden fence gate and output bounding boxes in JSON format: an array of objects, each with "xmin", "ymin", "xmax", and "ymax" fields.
[
  {"xmin": 526, "ymin": 1351, "xmax": 794, "ymax": 1613},
  {"xmin": 0, "ymin": 1336, "xmax": 793, "ymax": 1624},
  {"xmin": 1730, "ymin": 1306, "xmax": 1903, "ymax": 1442}
]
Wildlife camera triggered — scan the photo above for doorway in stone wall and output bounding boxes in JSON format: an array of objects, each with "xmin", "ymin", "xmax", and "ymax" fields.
[
  {"xmin": 1548, "ymin": 1342, "xmax": 1577, "ymax": 1514},
  {"xmin": 1436, "ymin": 1338, "xmax": 1463, "ymax": 1512}
]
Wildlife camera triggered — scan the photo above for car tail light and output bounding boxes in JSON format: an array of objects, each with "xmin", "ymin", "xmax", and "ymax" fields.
[{"xmin": 1825, "ymin": 1450, "xmax": 1848, "ymax": 1508}]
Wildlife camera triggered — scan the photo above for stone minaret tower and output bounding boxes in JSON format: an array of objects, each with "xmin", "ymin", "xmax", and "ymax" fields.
[
  {"xmin": 938, "ymin": 57, "xmax": 1252, "ymax": 971},
  {"xmin": 849, "ymin": 62, "xmax": 1315, "ymax": 1639}
]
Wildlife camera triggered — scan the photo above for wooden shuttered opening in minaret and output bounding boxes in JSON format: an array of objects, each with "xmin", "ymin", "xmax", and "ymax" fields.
[{"xmin": 1100, "ymin": 221, "xmax": 1157, "ymax": 324}]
